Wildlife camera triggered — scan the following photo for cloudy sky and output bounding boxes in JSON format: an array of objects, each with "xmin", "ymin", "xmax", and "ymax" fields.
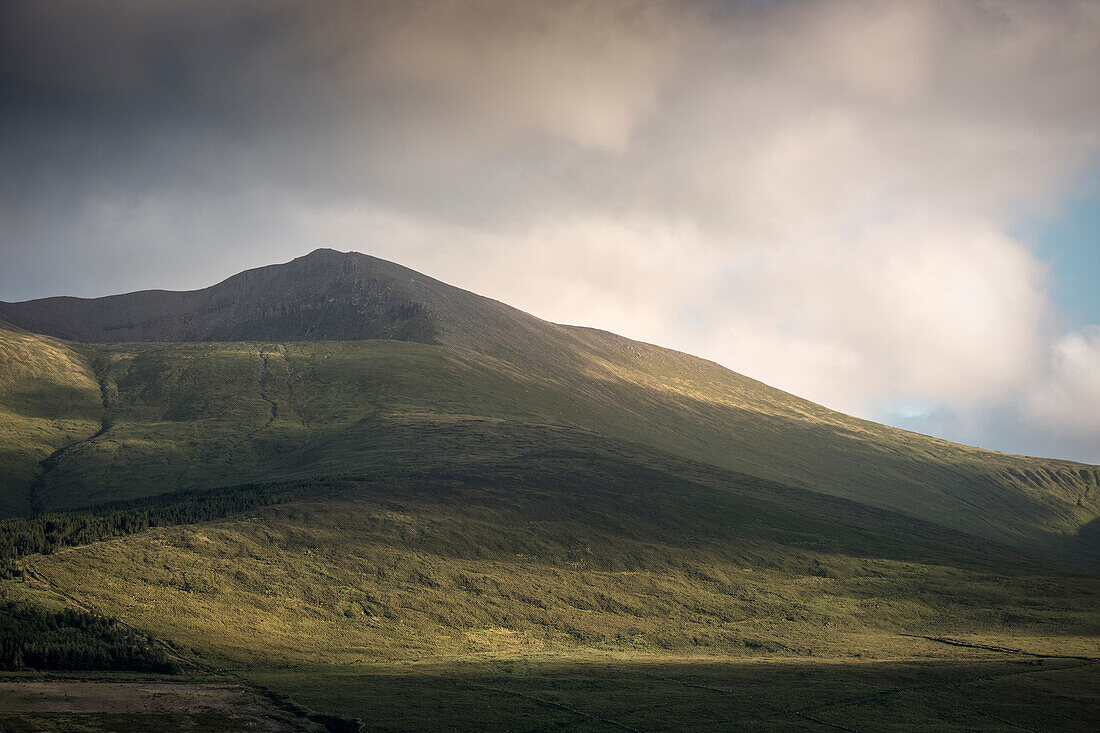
[{"xmin": 1, "ymin": 0, "xmax": 1098, "ymax": 462}]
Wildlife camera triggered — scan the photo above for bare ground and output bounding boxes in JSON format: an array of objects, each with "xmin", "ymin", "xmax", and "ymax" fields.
[{"xmin": 0, "ymin": 680, "xmax": 312, "ymax": 732}]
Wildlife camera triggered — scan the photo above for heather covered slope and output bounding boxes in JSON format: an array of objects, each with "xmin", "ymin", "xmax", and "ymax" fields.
[
  {"xmin": 8, "ymin": 454, "xmax": 1099, "ymax": 730},
  {"xmin": 1, "ymin": 250, "xmax": 1098, "ymax": 568}
]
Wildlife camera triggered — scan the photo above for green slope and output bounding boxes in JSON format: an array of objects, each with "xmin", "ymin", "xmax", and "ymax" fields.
[
  {"xmin": 2, "ymin": 309, "xmax": 1096, "ymax": 566},
  {"xmin": 8, "ymin": 452, "xmax": 1098, "ymax": 729},
  {"xmin": 20, "ymin": 458, "xmax": 1098, "ymax": 664},
  {"xmin": 2, "ymin": 250, "xmax": 1099, "ymax": 729},
  {"xmin": 0, "ymin": 323, "xmax": 102, "ymax": 516}
]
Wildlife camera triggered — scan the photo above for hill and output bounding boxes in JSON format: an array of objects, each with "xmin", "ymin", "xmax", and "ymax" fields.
[
  {"xmin": 1, "ymin": 249, "xmax": 1097, "ymax": 567},
  {"xmin": 6, "ymin": 448, "xmax": 1100, "ymax": 730},
  {"xmin": 2, "ymin": 249, "xmax": 1098, "ymax": 729}
]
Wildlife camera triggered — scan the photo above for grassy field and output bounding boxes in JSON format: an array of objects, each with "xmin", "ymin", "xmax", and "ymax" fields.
[
  {"xmin": 5, "ymin": 656, "xmax": 1096, "ymax": 731},
  {"xmin": 17, "ymin": 455, "xmax": 1098, "ymax": 660},
  {"xmin": 4, "ymin": 452, "xmax": 1096, "ymax": 729},
  {"xmin": 246, "ymin": 656, "xmax": 1100, "ymax": 732}
]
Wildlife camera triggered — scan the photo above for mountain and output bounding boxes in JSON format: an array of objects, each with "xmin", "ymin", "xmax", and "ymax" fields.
[
  {"xmin": 1, "ymin": 249, "xmax": 1097, "ymax": 567},
  {"xmin": 3, "ymin": 249, "xmax": 1099, "ymax": 730},
  {"xmin": 0, "ymin": 249, "xmax": 452, "ymax": 344}
]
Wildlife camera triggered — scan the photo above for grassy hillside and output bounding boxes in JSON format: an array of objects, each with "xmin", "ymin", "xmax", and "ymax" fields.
[
  {"xmin": 3, "ymin": 250, "xmax": 1097, "ymax": 563},
  {"xmin": 3, "ymin": 321, "xmax": 1096, "ymax": 567},
  {"xmin": 26, "ymin": 453, "xmax": 1090, "ymax": 664},
  {"xmin": 0, "ymin": 322, "xmax": 102, "ymax": 516},
  {"xmin": 7, "ymin": 454, "xmax": 1098, "ymax": 729},
  {"xmin": 3, "ymin": 245, "xmax": 1098, "ymax": 727}
]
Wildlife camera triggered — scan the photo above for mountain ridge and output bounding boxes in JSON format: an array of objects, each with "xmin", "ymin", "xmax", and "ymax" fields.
[
  {"xmin": 1, "ymin": 249, "xmax": 1097, "ymax": 569},
  {"xmin": 0, "ymin": 249, "xmax": 445, "ymax": 344}
]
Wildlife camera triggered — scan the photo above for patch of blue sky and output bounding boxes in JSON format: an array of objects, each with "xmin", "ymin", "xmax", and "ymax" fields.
[{"xmin": 1015, "ymin": 177, "xmax": 1100, "ymax": 331}]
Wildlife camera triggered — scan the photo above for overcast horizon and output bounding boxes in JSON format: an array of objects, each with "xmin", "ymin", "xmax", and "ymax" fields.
[{"xmin": 2, "ymin": 0, "xmax": 1098, "ymax": 463}]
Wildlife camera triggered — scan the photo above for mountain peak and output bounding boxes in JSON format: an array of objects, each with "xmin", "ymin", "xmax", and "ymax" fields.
[
  {"xmin": 0, "ymin": 250, "xmax": 445, "ymax": 344},
  {"xmin": 297, "ymin": 247, "xmax": 355, "ymax": 260},
  {"xmin": 289, "ymin": 248, "xmax": 370, "ymax": 267}
]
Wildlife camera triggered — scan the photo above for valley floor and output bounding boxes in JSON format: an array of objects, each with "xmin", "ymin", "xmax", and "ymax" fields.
[
  {"xmin": 0, "ymin": 675, "xmax": 308, "ymax": 732},
  {"xmin": 1, "ymin": 463, "xmax": 1097, "ymax": 731},
  {"xmin": 252, "ymin": 654, "xmax": 1100, "ymax": 732},
  {"xmin": 2, "ymin": 651, "xmax": 1098, "ymax": 732}
]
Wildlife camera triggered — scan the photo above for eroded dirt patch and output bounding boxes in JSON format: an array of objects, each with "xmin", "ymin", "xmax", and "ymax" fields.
[{"xmin": 0, "ymin": 680, "xmax": 304, "ymax": 732}]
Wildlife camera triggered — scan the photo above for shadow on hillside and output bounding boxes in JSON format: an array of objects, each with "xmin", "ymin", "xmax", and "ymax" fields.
[{"xmin": 252, "ymin": 656, "xmax": 1100, "ymax": 732}]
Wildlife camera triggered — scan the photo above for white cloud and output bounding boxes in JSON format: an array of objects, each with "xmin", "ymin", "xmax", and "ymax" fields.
[
  {"xmin": 691, "ymin": 219, "xmax": 1053, "ymax": 415},
  {"xmin": 1028, "ymin": 328, "xmax": 1100, "ymax": 441}
]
